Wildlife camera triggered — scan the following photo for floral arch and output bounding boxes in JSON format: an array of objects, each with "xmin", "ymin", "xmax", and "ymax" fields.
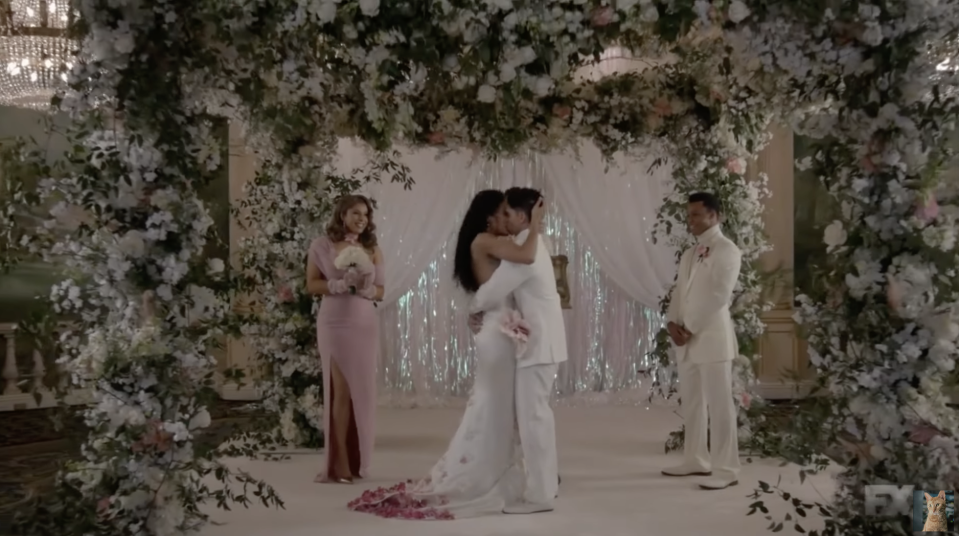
[
  {"xmin": 0, "ymin": 0, "xmax": 956, "ymax": 535},
  {"xmin": 234, "ymin": 45, "xmax": 770, "ymax": 452}
]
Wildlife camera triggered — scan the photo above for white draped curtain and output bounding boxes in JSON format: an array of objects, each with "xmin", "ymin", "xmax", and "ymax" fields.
[
  {"xmin": 547, "ymin": 144, "xmax": 677, "ymax": 308},
  {"xmin": 335, "ymin": 140, "xmax": 479, "ymax": 303},
  {"xmin": 330, "ymin": 140, "xmax": 677, "ymax": 404}
]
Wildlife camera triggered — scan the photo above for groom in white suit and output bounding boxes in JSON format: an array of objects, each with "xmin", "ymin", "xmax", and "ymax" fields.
[
  {"xmin": 471, "ymin": 187, "xmax": 567, "ymax": 514},
  {"xmin": 661, "ymin": 192, "xmax": 742, "ymax": 491}
]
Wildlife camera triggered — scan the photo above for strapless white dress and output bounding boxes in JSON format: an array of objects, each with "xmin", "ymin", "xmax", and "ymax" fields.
[{"xmin": 348, "ymin": 301, "xmax": 526, "ymax": 519}]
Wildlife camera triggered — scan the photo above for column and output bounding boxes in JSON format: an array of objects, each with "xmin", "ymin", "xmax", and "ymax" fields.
[
  {"xmin": 750, "ymin": 125, "xmax": 813, "ymax": 399},
  {"xmin": 220, "ymin": 121, "xmax": 259, "ymax": 400}
]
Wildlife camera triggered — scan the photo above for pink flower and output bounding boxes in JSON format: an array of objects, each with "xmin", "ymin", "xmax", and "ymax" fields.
[
  {"xmin": 909, "ymin": 422, "xmax": 944, "ymax": 445},
  {"xmin": 552, "ymin": 104, "xmax": 572, "ymax": 120},
  {"xmin": 695, "ymin": 244, "xmax": 710, "ymax": 261},
  {"xmin": 726, "ymin": 157, "xmax": 745, "ymax": 175},
  {"xmin": 427, "ymin": 131, "xmax": 445, "ymax": 145},
  {"xmin": 740, "ymin": 392, "xmax": 751, "ymax": 409},
  {"xmin": 590, "ymin": 6, "xmax": 614, "ymax": 27},
  {"xmin": 132, "ymin": 420, "xmax": 173, "ymax": 453},
  {"xmin": 710, "ymin": 88, "xmax": 727, "ymax": 102},
  {"xmin": 652, "ymin": 97, "xmax": 673, "ymax": 116},
  {"xmin": 860, "ymin": 155, "xmax": 877, "ymax": 172},
  {"xmin": 277, "ymin": 285, "xmax": 294, "ymax": 303},
  {"xmin": 915, "ymin": 191, "xmax": 939, "ymax": 223},
  {"xmin": 96, "ymin": 497, "xmax": 112, "ymax": 519}
]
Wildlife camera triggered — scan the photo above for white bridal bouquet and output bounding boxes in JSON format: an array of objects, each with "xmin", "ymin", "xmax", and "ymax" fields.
[{"xmin": 333, "ymin": 245, "xmax": 374, "ymax": 294}]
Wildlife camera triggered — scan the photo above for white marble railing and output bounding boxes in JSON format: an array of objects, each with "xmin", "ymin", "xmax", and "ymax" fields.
[{"xmin": 0, "ymin": 322, "xmax": 87, "ymax": 411}]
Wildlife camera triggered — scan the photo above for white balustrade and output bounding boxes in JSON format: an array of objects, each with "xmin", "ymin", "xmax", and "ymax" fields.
[{"xmin": 0, "ymin": 322, "xmax": 78, "ymax": 411}]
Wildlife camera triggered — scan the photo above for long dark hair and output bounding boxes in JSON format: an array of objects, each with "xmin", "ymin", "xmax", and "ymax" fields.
[
  {"xmin": 453, "ymin": 190, "xmax": 505, "ymax": 293},
  {"xmin": 326, "ymin": 194, "xmax": 377, "ymax": 249}
]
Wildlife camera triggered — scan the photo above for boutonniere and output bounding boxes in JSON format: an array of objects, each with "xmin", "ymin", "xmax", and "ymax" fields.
[{"xmin": 696, "ymin": 244, "xmax": 710, "ymax": 262}]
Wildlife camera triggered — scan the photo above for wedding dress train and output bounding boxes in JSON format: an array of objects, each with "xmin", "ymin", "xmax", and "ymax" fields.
[{"xmin": 347, "ymin": 305, "xmax": 525, "ymax": 519}]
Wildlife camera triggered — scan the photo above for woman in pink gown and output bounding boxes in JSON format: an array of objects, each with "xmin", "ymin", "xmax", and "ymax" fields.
[{"xmin": 307, "ymin": 194, "xmax": 384, "ymax": 484}]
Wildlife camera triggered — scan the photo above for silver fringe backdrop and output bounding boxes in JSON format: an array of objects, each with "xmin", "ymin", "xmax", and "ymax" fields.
[{"xmin": 376, "ymin": 154, "xmax": 666, "ymax": 406}]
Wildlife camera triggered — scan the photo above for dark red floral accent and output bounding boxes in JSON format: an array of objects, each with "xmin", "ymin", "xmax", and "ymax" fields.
[{"xmin": 348, "ymin": 480, "xmax": 455, "ymax": 520}]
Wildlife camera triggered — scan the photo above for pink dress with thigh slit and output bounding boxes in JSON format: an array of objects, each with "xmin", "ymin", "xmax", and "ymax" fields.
[{"xmin": 309, "ymin": 235, "xmax": 383, "ymax": 480}]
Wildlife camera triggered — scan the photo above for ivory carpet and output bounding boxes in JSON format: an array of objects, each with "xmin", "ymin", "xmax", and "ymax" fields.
[{"xmin": 202, "ymin": 406, "xmax": 838, "ymax": 536}]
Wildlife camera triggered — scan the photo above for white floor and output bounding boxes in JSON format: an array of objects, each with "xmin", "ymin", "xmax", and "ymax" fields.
[{"xmin": 202, "ymin": 406, "xmax": 839, "ymax": 536}]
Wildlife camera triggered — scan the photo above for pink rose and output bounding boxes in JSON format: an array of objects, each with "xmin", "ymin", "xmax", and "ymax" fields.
[
  {"xmin": 740, "ymin": 392, "xmax": 751, "ymax": 409},
  {"xmin": 552, "ymin": 104, "xmax": 572, "ymax": 120},
  {"xmin": 915, "ymin": 191, "xmax": 939, "ymax": 223},
  {"xmin": 726, "ymin": 157, "xmax": 746, "ymax": 175},
  {"xmin": 278, "ymin": 285, "xmax": 294, "ymax": 303},
  {"xmin": 427, "ymin": 131, "xmax": 445, "ymax": 145},
  {"xmin": 97, "ymin": 497, "xmax": 112, "ymax": 519},
  {"xmin": 590, "ymin": 6, "xmax": 614, "ymax": 27},
  {"xmin": 652, "ymin": 97, "xmax": 672, "ymax": 116}
]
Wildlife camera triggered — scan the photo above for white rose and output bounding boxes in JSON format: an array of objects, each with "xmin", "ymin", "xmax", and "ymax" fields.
[
  {"xmin": 640, "ymin": 4, "xmax": 659, "ymax": 21},
  {"xmin": 617, "ymin": 0, "xmax": 639, "ymax": 11},
  {"xmin": 533, "ymin": 76, "xmax": 554, "ymax": 97},
  {"xmin": 316, "ymin": 0, "xmax": 337, "ymax": 23},
  {"xmin": 114, "ymin": 32, "xmax": 135, "ymax": 55},
  {"xmin": 189, "ymin": 408, "xmax": 212, "ymax": 430},
  {"xmin": 442, "ymin": 54, "xmax": 459, "ymax": 71},
  {"xmin": 477, "ymin": 84, "xmax": 497, "ymax": 103},
  {"xmin": 727, "ymin": 0, "xmax": 751, "ymax": 23},
  {"xmin": 358, "ymin": 0, "xmax": 380, "ymax": 16},
  {"xmin": 207, "ymin": 258, "xmax": 225, "ymax": 274},
  {"xmin": 118, "ymin": 230, "xmax": 146, "ymax": 258},
  {"xmin": 823, "ymin": 220, "xmax": 847, "ymax": 250}
]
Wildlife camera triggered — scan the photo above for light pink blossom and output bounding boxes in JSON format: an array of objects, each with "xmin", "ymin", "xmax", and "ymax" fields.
[
  {"xmin": 915, "ymin": 191, "xmax": 939, "ymax": 223},
  {"xmin": 552, "ymin": 104, "xmax": 571, "ymax": 120},
  {"xmin": 726, "ymin": 157, "xmax": 745, "ymax": 174},
  {"xmin": 427, "ymin": 131, "xmax": 445, "ymax": 145},
  {"xmin": 590, "ymin": 6, "xmax": 614, "ymax": 27}
]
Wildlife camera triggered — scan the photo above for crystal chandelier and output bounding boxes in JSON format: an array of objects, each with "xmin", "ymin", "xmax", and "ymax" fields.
[{"xmin": 0, "ymin": 0, "xmax": 75, "ymax": 109}]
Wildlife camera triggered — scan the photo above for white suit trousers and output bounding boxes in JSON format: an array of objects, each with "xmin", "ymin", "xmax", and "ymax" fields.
[
  {"xmin": 677, "ymin": 359, "xmax": 741, "ymax": 480},
  {"xmin": 515, "ymin": 363, "xmax": 559, "ymax": 505}
]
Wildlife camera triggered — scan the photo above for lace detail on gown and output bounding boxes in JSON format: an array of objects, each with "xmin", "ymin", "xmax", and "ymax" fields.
[{"xmin": 347, "ymin": 306, "xmax": 525, "ymax": 520}]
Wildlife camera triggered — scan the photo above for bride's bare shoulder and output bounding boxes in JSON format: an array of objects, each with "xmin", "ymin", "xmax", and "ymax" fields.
[{"xmin": 471, "ymin": 232, "xmax": 495, "ymax": 249}]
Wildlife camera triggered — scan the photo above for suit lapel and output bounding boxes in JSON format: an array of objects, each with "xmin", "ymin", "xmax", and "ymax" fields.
[{"xmin": 683, "ymin": 248, "xmax": 699, "ymax": 296}]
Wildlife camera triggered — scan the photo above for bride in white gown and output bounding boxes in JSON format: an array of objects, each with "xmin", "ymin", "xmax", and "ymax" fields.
[{"xmin": 347, "ymin": 190, "xmax": 546, "ymax": 519}]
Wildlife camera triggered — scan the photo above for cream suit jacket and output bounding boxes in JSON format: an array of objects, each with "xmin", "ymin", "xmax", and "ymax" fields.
[
  {"xmin": 666, "ymin": 225, "xmax": 741, "ymax": 364},
  {"xmin": 470, "ymin": 229, "xmax": 568, "ymax": 369}
]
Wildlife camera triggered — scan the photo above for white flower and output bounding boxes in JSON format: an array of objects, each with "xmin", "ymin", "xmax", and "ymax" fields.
[
  {"xmin": 823, "ymin": 220, "xmax": 847, "ymax": 250},
  {"xmin": 118, "ymin": 230, "xmax": 147, "ymax": 258},
  {"xmin": 333, "ymin": 246, "xmax": 372, "ymax": 271},
  {"xmin": 727, "ymin": 0, "xmax": 751, "ymax": 23},
  {"xmin": 477, "ymin": 84, "xmax": 497, "ymax": 103},
  {"xmin": 189, "ymin": 408, "xmax": 212, "ymax": 430},
  {"xmin": 533, "ymin": 76, "xmax": 554, "ymax": 97},
  {"xmin": 207, "ymin": 258, "xmax": 225, "ymax": 274},
  {"xmin": 358, "ymin": 0, "xmax": 380, "ymax": 16}
]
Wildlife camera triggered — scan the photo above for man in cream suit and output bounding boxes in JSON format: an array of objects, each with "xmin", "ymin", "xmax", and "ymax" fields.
[
  {"xmin": 661, "ymin": 192, "xmax": 742, "ymax": 491},
  {"xmin": 471, "ymin": 187, "xmax": 568, "ymax": 514}
]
